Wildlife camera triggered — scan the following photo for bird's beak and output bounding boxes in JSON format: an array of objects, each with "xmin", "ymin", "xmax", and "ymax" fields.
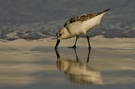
[{"xmin": 54, "ymin": 39, "xmax": 60, "ymax": 49}]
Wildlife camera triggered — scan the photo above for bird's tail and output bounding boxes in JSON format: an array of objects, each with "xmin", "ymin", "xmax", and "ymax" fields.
[
  {"xmin": 102, "ymin": 8, "xmax": 111, "ymax": 13},
  {"xmin": 95, "ymin": 8, "xmax": 110, "ymax": 16}
]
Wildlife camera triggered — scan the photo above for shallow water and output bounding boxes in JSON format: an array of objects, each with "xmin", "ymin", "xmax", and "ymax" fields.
[
  {"xmin": 0, "ymin": 46, "xmax": 135, "ymax": 89},
  {"xmin": 0, "ymin": 0, "xmax": 135, "ymax": 40},
  {"xmin": 0, "ymin": 0, "xmax": 135, "ymax": 89}
]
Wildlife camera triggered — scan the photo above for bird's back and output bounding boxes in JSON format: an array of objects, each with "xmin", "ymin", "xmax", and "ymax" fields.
[
  {"xmin": 81, "ymin": 10, "xmax": 109, "ymax": 32},
  {"xmin": 64, "ymin": 9, "xmax": 110, "ymax": 35}
]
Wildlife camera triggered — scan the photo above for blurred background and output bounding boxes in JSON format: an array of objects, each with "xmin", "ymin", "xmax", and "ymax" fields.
[{"xmin": 0, "ymin": 0, "xmax": 135, "ymax": 40}]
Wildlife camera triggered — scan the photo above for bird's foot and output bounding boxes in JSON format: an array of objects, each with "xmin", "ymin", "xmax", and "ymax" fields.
[{"xmin": 68, "ymin": 45, "xmax": 77, "ymax": 49}]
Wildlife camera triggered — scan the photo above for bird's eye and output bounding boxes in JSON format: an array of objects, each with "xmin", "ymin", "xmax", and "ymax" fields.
[{"xmin": 59, "ymin": 33, "xmax": 61, "ymax": 36}]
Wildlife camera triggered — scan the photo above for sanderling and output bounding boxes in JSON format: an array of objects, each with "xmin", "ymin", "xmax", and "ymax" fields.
[{"xmin": 55, "ymin": 9, "xmax": 110, "ymax": 49}]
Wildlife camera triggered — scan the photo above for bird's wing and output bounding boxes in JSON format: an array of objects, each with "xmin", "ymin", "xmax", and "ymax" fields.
[
  {"xmin": 80, "ymin": 9, "xmax": 110, "ymax": 32},
  {"xmin": 64, "ymin": 9, "xmax": 110, "ymax": 30}
]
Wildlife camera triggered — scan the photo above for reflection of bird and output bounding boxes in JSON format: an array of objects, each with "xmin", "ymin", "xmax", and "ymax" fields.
[
  {"xmin": 55, "ymin": 9, "xmax": 110, "ymax": 49},
  {"xmin": 55, "ymin": 48, "xmax": 103, "ymax": 85}
]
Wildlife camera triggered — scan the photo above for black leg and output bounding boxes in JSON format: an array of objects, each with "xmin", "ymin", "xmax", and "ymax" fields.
[
  {"xmin": 68, "ymin": 36, "xmax": 78, "ymax": 48},
  {"xmin": 86, "ymin": 36, "xmax": 91, "ymax": 49},
  {"xmin": 73, "ymin": 36, "xmax": 78, "ymax": 48},
  {"xmin": 86, "ymin": 47, "xmax": 91, "ymax": 63},
  {"xmin": 73, "ymin": 48, "xmax": 79, "ymax": 62}
]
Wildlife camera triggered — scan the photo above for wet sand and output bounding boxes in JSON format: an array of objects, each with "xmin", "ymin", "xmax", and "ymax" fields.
[
  {"xmin": 0, "ymin": 0, "xmax": 135, "ymax": 89},
  {"xmin": 0, "ymin": 36, "xmax": 135, "ymax": 89}
]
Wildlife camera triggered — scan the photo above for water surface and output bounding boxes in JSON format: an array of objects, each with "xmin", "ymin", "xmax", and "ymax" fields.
[{"xmin": 0, "ymin": 46, "xmax": 135, "ymax": 89}]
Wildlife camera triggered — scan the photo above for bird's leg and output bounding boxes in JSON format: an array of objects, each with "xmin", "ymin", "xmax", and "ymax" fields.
[
  {"xmin": 68, "ymin": 36, "xmax": 78, "ymax": 48},
  {"xmin": 86, "ymin": 47, "xmax": 91, "ymax": 63},
  {"xmin": 74, "ymin": 48, "xmax": 79, "ymax": 62},
  {"xmin": 72, "ymin": 36, "xmax": 78, "ymax": 48},
  {"xmin": 86, "ymin": 36, "xmax": 91, "ymax": 49}
]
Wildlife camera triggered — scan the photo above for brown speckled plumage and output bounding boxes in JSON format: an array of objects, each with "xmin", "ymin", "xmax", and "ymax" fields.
[
  {"xmin": 54, "ymin": 9, "xmax": 110, "ymax": 48},
  {"xmin": 64, "ymin": 9, "xmax": 110, "ymax": 28}
]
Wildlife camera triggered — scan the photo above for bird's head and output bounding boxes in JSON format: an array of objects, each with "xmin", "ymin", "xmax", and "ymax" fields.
[
  {"xmin": 55, "ymin": 27, "xmax": 71, "ymax": 49},
  {"xmin": 56, "ymin": 27, "xmax": 70, "ymax": 40}
]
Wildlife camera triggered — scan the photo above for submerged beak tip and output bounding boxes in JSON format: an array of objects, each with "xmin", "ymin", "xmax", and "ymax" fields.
[{"xmin": 54, "ymin": 39, "xmax": 60, "ymax": 49}]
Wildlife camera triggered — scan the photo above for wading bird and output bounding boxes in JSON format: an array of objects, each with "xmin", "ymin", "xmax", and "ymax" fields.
[{"xmin": 55, "ymin": 9, "xmax": 110, "ymax": 49}]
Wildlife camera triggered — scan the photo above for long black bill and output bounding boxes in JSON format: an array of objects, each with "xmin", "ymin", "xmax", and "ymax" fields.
[
  {"xmin": 54, "ymin": 48, "xmax": 60, "ymax": 58},
  {"xmin": 54, "ymin": 39, "xmax": 60, "ymax": 49}
]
